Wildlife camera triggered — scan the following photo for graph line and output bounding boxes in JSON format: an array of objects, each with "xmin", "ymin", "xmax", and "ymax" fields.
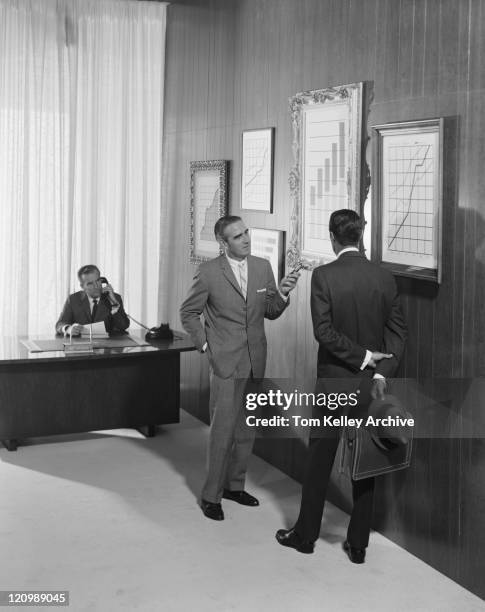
[
  {"xmin": 387, "ymin": 145, "xmax": 431, "ymax": 250},
  {"xmin": 244, "ymin": 147, "xmax": 268, "ymax": 189}
]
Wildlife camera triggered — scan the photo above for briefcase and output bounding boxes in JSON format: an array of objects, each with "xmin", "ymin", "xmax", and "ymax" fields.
[{"xmin": 339, "ymin": 395, "xmax": 414, "ymax": 480}]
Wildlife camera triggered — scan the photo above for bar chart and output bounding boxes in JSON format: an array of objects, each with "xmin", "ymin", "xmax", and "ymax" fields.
[
  {"xmin": 303, "ymin": 102, "xmax": 350, "ymax": 258},
  {"xmin": 309, "ymin": 121, "xmax": 346, "ymax": 206}
]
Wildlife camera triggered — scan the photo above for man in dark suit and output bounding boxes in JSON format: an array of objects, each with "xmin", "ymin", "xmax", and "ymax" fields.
[
  {"xmin": 276, "ymin": 209, "xmax": 407, "ymax": 562},
  {"xmin": 180, "ymin": 216, "xmax": 300, "ymax": 521},
  {"xmin": 56, "ymin": 264, "xmax": 129, "ymax": 335}
]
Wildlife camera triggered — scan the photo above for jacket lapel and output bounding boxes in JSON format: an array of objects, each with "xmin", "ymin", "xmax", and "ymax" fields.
[
  {"xmin": 80, "ymin": 292, "xmax": 92, "ymax": 321},
  {"xmin": 219, "ymin": 256, "xmax": 245, "ymax": 299},
  {"xmin": 246, "ymin": 256, "xmax": 258, "ymax": 306}
]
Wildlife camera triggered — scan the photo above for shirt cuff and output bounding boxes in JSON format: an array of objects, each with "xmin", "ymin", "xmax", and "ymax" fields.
[
  {"xmin": 201, "ymin": 342, "xmax": 207, "ymax": 353},
  {"xmin": 62, "ymin": 324, "xmax": 70, "ymax": 335},
  {"xmin": 278, "ymin": 290, "xmax": 289, "ymax": 302},
  {"xmin": 373, "ymin": 373, "xmax": 386, "ymax": 380},
  {"xmin": 360, "ymin": 350, "xmax": 372, "ymax": 370}
]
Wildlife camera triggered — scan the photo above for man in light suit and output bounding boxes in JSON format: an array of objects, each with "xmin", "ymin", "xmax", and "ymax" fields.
[
  {"xmin": 180, "ymin": 216, "xmax": 300, "ymax": 520},
  {"xmin": 276, "ymin": 209, "xmax": 407, "ymax": 562},
  {"xmin": 56, "ymin": 264, "xmax": 129, "ymax": 335}
]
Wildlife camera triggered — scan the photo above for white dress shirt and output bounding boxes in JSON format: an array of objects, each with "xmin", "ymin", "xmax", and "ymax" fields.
[{"xmin": 226, "ymin": 255, "xmax": 248, "ymax": 298}]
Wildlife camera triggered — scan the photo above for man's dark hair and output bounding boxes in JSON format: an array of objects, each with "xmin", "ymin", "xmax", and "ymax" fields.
[
  {"xmin": 329, "ymin": 209, "xmax": 363, "ymax": 246},
  {"xmin": 214, "ymin": 215, "xmax": 242, "ymax": 240},
  {"xmin": 77, "ymin": 264, "xmax": 100, "ymax": 281}
]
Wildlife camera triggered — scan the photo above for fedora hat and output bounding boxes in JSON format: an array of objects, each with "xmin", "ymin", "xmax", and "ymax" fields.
[{"xmin": 366, "ymin": 394, "xmax": 413, "ymax": 450}]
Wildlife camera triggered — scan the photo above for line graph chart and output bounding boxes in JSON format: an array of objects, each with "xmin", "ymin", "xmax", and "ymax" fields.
[
  {"xmin": 386, "ymin": 143, "xmax": 433, "ymax": 255},
  {"xmin": 377, "ymin": 119, "xmax": 442, "ymax": 282},
  {"xmin": 242, "ymin": 129, "xmax": 274, "ymax": 212}
]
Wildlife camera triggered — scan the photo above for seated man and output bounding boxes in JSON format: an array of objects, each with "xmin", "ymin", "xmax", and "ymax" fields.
[{"xmin": 56, "ymin": 264, "xmax": 130, "ymax": 336}]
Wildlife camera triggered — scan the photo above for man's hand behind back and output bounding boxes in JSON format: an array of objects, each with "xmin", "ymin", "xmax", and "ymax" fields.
[
  {"xmin": 368, "ymin": 351, "xmax": 393, "ymax": 369},
  {"xmin": 371, "ymin": 377, "xmax": 387, "ymax": 400},
  {"xmin": 369, "ymin": 352, "xmax": 392, "ymax": 400}
]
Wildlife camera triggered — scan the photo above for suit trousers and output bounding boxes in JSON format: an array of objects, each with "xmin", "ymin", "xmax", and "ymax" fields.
[
  {"xmin": 294, "ymin": 431, "xmax": 375, "ymax": 548},
  {"xmin": 294, "ymin": 377, "xmax": 375, "ymax": 548},
  {"xmin": 201, "ymin": 348, "xmax": 256, "ymax": 503}
]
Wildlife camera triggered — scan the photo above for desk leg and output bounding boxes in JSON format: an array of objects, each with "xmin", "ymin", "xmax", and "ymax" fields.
[
  {"xmin": 137, "ymin": 425, "xmax": 156, "ymax": 438},
  {"xmin": 2, "ymin": 439, "xmax": 18, "ymax": 451}
]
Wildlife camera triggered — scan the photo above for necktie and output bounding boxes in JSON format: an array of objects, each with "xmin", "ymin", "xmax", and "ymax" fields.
[
  {"xmin": 239, "ymin": 262, "xmax": 247, "ymax": 300},
  {"xmin": 91, "ymin": 298, "xmax": 98, "ymax": 322}
]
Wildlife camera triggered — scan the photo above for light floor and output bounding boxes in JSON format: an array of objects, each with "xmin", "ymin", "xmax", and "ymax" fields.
[{"xmin": 1, "ymin": 411, "xmax": 484, "ymax": 612}]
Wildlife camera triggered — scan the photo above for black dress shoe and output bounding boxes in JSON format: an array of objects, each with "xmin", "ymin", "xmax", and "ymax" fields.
[
  {"xmin": 222, "ymin": 489, "xmax": 259, "ymax": 506},
  {"xmin": 275, "ymin": 528, "xmax": 314, "ymax": 554},
  {"xmin": 200, "ymin": 499, "xmax": 224, "ymax": 521},
  {"xmin": 343, "ymin": 540, "xmax": 366, "ymax": 564}
]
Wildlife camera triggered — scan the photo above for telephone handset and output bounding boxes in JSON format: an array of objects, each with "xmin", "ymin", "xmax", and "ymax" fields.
[{"xmin": 98, "ymin": 277, "xmax": 118, "ymax": 307}]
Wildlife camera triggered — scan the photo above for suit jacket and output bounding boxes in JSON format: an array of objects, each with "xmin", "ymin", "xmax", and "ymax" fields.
[
  {"xmin": 180, "ymin": 255, "xmax": 288, "ymax": 379},
  {"xmin": 311, "ymin": 251, "xmax": 407, "ymax": 379},
  {"xmin": 55, "ymin": 291, "xmax": 130, "ymax": 335}
]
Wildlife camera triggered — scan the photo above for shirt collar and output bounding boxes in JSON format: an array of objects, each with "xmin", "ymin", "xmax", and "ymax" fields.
[
  {"xmin": 225, "ymin": 254, "xmax": 247, "ymax": 271},
  {"xmin": 336, "ymin": 246, "xmax": 359, "ymax": 259}
]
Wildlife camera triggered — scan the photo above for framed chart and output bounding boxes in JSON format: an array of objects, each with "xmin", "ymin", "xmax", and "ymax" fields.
[
  {"xmin": 287, "ymin": 82, "xmax": 365, "ymax": 269},
  {"xmin": 189, "ymin": 160, "xmax": 229, "ymax": 264},
  {"xmin": 372, "ymin": 118, "xmax": 443, "ymax": 283},
  {"xmin": 241, "ymin": 128, "xmax": 275, "ymax": 212},
  {"xmin": 250, "ymin": 228, "xmax": 285, "ymax": 282}
]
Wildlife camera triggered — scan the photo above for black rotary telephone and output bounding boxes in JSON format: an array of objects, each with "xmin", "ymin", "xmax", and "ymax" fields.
[{"xmin": 145, "ymin": 323, "xmax": 174, "ymax": 340}]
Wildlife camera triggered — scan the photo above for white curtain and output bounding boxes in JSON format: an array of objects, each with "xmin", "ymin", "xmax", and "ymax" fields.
[{"xmin": 0, "ymin": 0, "xmax": 166, "ymax": 336}]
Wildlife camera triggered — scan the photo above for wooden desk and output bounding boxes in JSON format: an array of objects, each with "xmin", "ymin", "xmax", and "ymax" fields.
[{"xmin": 0, "ymin": 332, "xmax": 195, "ymax": 450}]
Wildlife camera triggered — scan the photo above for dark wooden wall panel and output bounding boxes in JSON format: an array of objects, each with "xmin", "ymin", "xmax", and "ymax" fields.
[{"xmin": 163, "ymin": 0, "xmax": 485, "ymax": 600}]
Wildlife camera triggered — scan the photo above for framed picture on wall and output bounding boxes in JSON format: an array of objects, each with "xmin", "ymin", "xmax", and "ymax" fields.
[
  {"xmin": 241, "ymin": 128, "xmax": 275, "ymax": 212},
  {"xmin": 250, "ymin": 228, "xmax": 285, "ymax": 282},
  {"xmin": 286, "ymin": 82, "xmax": 365, "ymax": 269},
  {"xmin": 190, "ymin": 160, "xmax": 229, "ymax": 264},
  {"xmin": 372, "ymin": 118, "xmax": 443, "ymax": 283}
]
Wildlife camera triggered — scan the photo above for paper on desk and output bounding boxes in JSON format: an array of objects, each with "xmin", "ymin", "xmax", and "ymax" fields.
[{"xmin": 80, "ymin": 321, "xmax": 109, "ymax": 338}]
